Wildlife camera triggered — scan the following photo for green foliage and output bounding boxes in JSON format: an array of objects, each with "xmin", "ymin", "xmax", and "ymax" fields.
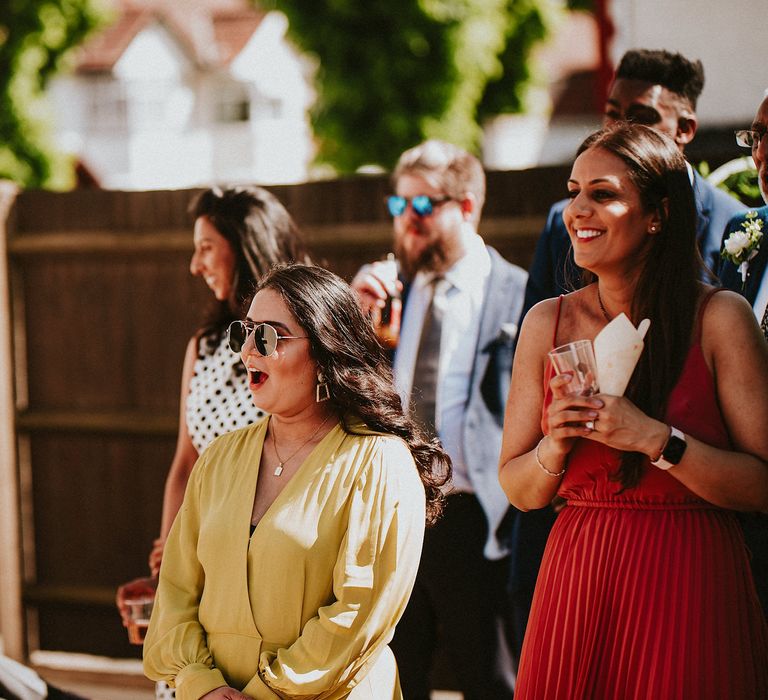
[
  {"xmin": 717, "ymin": 168, "xmax": 762, "ymax": 208},
  {"xmin": 260, "ymin": 1, "xmax": 455, "ymax": 173},
  {"xmin": 0, "ymin": 0, "xmax": 106, "ymax": 189},
  {"xmin": 262, "ymin": 0, "xmax": 560, "ymax": 173},
  {"xmin": 699, "ymin": 157, "xmax": 763, "ymax": 208},
  {"xmin": 477, "ymin": 0, "xmax": 552, "ymax": 119}
]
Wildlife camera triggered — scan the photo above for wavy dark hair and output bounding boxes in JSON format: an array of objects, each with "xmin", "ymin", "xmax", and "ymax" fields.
[
  {"xmin": 577, "ymin": 123, "xmax": 700, "ymax": 489},
  {"xmin": 190, "ymin": 185, "xmax": 311, "ymax": 350},
  {"xmin": 616, "ymin": 49, "xmax": 704, "ymax": 111},
  {"xmin": 256, "ymin": 263, "xmax": 451, "ymax": 524}
]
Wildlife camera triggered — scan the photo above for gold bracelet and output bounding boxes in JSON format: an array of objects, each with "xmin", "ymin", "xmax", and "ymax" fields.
[{"xmin": 535, "ymin": 437, "xmax": 566, "ymax": 477}]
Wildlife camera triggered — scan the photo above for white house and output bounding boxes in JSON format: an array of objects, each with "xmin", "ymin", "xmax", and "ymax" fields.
[{"xmin": 50, "ymin": 0, "xmax": 315, "ymax": 190}]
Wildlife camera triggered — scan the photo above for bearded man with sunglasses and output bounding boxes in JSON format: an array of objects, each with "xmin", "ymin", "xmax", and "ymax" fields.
[{"xmin": 353, "ymin": 140, "xmax": 527, "ymax": 700}]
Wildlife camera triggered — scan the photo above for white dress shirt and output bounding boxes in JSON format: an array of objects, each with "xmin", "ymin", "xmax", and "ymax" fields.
[{"xmin": 394, "ymin": 233, "xmax": 491, "ymax": 493}]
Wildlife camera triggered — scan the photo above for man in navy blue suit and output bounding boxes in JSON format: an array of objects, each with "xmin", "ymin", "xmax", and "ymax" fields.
[
  {"xmin": 509, "ymin": 49, "xmax": 747, "ymax": 657},
  {"xmin": 717, "ymin": 90, "xmax": 768, "ymax": 617}
]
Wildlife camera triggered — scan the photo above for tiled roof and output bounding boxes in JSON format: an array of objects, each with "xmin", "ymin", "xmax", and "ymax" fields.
[
  {"xmin": 77, "ymin": 7, "xmax": 151, "ymax": 72},
  {"xmin": 74, "ymin": 0, "xmax": 265, "ymax": 73},
  {"xmin": 212, "ymin": 9, "xmax": 264, "ymax": 65}
]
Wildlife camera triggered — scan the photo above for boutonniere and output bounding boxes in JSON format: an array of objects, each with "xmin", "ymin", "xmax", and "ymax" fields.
[{"xmin": 721, "ymin": 210, "xmax": 764, "ymax": 288}]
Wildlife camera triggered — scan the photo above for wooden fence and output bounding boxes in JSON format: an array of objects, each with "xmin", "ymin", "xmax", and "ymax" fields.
[{"xmin": 0, "ymin": 166, "xmax": 568, "ymax": 663}]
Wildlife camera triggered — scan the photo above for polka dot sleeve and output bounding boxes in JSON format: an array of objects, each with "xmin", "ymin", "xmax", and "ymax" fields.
[{"xmin": 185, "ymin": 335, "xmax": 265, "ymax": 453}]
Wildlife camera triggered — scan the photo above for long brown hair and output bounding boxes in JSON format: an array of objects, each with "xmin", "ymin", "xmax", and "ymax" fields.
[
  {"xmin": 577, "ymin": 124, "xmax": 700, "ymax": 488},
  {"xmin": 190, "ymin": 186, "xmax": 311, "ymax": 349},
  {"xmin": 256, "ymin": 263, "xmax": 451, "ymax": 524}
]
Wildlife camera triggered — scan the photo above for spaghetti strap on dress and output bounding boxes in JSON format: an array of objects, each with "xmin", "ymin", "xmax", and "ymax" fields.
[{"xmin": 516, "ymin": 288, "xmax": 768, "ymax": 699}]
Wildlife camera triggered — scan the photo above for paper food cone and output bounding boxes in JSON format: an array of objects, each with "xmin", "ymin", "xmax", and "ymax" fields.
[{"xmin": 593, "ymin": 313, "xmax": 650, "ymax": 396}]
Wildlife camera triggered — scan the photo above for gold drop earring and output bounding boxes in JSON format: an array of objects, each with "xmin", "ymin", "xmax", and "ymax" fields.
[{"xmin": 316, "ymin": 370, "xmax": 330, "ymax": 403}]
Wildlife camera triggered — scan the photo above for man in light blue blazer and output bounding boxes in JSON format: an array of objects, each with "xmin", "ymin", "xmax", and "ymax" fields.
[{"xmin": 353, "ymin": 140, "xmax": 526, "ymax": 700}]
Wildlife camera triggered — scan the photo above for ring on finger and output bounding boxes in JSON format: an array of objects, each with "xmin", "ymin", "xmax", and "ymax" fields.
[{"xmin": 585, "ymin": 420, "xmax": 595, "ymax": 431}]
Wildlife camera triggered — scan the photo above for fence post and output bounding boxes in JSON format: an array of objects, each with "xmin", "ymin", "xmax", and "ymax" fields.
[{"xmin": 0, "ymin": 181, "xmax": 25, "ymax": 661}]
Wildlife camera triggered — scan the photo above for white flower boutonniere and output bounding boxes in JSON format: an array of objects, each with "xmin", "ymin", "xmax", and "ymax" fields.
[{"xmin": 721, "ymin": 210, "xmax": 764, "ymax": 286}]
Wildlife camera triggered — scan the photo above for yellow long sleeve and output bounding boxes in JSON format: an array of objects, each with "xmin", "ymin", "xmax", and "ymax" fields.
[
  {"xmin": 143, "ymin": 451, "xmax": 233, "ymax": 699},
  {"xmin": 143, "ymin": 420, "xmax": 425, "ymax": 700}
]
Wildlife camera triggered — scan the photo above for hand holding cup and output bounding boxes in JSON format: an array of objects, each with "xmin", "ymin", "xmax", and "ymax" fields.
[
  {"xmin": 351, "ymin": 254, "xmax": 402, "ymax": 348},
  {"xmin": 116, "ymin": 575, "xmax": 157, "ymax": 645}
]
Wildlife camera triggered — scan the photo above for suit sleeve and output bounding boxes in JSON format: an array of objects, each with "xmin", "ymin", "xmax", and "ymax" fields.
[
  {"xmin": 250, "ymin": 439, "xmax": 426, "ymax": 699},
  {"xmin": 519, "ymin": 200, "xmax": 575, "ymax": 325},
  {"xmin": 143, "ymin": 454, "xmax": 229, "ymax": 700}
]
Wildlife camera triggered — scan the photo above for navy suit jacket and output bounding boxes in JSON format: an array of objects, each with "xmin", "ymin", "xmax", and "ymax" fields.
[
  {"xmin": 520, "ymin": 170, "xmax": 746, "ymax": 320},
  {"xmin": 717, "ymin": 204, "xmax": 768, "ymax": 305},
  {"xmin": 716, "ymin": 204, "xmax": 768, "ymax": 618},
  {"xmin": 398, "ymin": 246, "xmax": 528, "ymax": 560}
]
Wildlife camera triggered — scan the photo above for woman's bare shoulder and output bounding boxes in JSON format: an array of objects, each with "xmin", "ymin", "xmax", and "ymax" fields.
[
  {"xmin": 700, "ymin": 287, "xmax": 766, "ymax": 359},
  {"xmin": 522, "ymin": 289, "xmax": 593, "ymax": 343},
  {"xmin": 523, "ymin": 296, "xmax": 563, "ymax": 334},
  {"xmin": 701, "ymin": 287, "xmax": 757, "ymax": 332}
]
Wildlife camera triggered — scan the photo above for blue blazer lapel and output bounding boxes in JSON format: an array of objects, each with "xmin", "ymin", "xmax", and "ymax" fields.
[
  {"xmin": 471, "ymin": 249, "xmax": 517, "ymax": 391},
  {"xmin": 744, "ymin": 237, "xmax": 768, "ymax": 305}
]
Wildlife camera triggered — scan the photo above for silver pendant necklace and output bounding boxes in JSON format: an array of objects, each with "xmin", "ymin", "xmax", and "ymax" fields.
[{"xmin": 270, "ymin": 414, "xmax": 332, "ymax": 476}]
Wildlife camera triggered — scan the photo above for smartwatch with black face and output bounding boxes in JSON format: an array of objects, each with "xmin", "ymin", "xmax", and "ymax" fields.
[{"xmin": 651, "ymin": 427, "xmax": 687, "ymax": 470}]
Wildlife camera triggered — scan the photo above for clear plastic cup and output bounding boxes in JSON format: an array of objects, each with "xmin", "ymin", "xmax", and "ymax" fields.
[
  {"xmin": 119, "ymin": 576, "xmax": 157, "ymax": 645},
  {"xmin": 548, "ymin": 339, "xmax": 599, "ymax": 396},
  {"xmin": 125, "ymin": 596, "xmax": 154, "ymax": 644}
]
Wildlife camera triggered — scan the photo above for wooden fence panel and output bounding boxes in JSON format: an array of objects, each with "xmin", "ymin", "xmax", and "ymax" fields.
[{"xmin": 0, "ymin": 168, "xmax": 560, "ymax": 661}]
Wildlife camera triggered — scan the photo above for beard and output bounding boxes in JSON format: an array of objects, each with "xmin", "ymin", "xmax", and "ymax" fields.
[{"xmin": 394, "ymin": 228, "xmax": 451, "ymax": 280}]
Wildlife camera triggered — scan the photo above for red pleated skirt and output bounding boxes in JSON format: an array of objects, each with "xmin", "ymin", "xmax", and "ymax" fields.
[
  {"xmin": 521, "ymin": 299, "xmax": 768, "ymax": 697},
  {"xmin": 516, "ymin": 497, "xmax": 768, "ymax": 699}
]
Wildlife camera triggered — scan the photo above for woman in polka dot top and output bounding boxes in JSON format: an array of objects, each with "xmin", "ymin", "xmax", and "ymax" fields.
[
  {"xmin": 119, "ymin": 186, "xmax": 309, "ymax": 698},
  {"xmin": 151, "ymin": 186, "xmax": 312, "ymax": 574}
]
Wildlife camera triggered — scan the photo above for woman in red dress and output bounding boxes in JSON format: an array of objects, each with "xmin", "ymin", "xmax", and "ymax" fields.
[{"xmin": 499, "ymin": 123, "xmax": 768, "ymax": 699}]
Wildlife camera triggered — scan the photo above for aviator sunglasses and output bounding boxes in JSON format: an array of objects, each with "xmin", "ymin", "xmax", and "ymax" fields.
[
  {"xmin": 227, "ymin": 320, "xmax": 307, "ymax": 356},
  {"xmin": 386, "ymin": 194, "xmax": 453, "ymax": 218}
]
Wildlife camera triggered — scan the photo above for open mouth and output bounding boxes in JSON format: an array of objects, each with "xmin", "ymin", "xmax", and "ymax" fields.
[{"xmin": 248, "ymin": 369, "xmax": 268, "ymax": 389}]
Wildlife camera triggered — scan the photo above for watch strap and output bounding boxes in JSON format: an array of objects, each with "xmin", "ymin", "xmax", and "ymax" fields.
[{"xmin": 651, "ymin": 426, "xmax": 686, "ymax": 470}]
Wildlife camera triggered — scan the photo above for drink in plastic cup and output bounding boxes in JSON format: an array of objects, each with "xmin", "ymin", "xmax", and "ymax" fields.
[
  {"xmin": 120, "ymin": 576, "xmax": 157, "ymax": 645},
  {"xmin": 372, "ymin": 254, "xmax": 401, "ymax": 349},
  {"xmin": 548, "ymin": 339, "xmax": 599, "ymax": 396},
  {"xmin": 126, "ymin": 596, "xmax": 154, "ymax": 644}
]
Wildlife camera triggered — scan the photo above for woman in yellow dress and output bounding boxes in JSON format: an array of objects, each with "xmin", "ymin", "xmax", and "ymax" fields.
[{"xmin": 143, "ymin": 264, "xmax": 450, "ymax": 700}]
